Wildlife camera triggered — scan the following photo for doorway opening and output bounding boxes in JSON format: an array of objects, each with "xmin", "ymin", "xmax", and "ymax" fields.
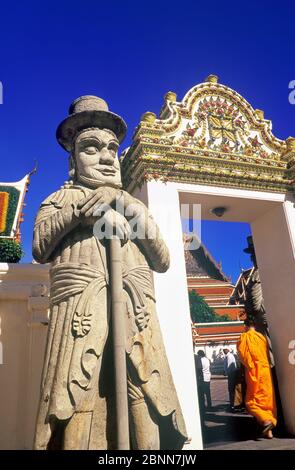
[
  {"xmin": 184, "ymin": 219, "xmax": 257, "ymax": 447},
  {"xmin": 178, "ymin": 185, "xmax": 293, "ymax": 449}
]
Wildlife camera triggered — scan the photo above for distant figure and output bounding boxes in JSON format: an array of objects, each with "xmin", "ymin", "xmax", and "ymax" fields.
[
  {"xmin": 223, "ymin": 346, "xmax": 237, "ymax": 411},
  {"xmin": 238, "ymin": 318, "xmax": 277, "ymax": 439},
  {"xmin": 196, "ymin": 350, "xmax": 212, "ymax": 411}
]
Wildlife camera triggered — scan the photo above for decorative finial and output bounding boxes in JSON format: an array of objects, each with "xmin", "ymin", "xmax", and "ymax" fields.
[
  {"xmin": 205, "ymin": 74, "xmax": 219, "ymax": 84},
  {"xmin": 255, "ymin": 109, "xmax": 264, "ymax": 120},
  {"xmin": 29, "ymin": 159, "xmax": 38, "ymax": 177},
  {"xmin": 141, "ymin": 112, "xmax": 157, "ymax": 123},
  {"xmin": 164, "ymin": 91, "xmax": 177, "ymax": 102},
  {"xmin": 282, "ymin": 137, "xmax": 295, "ymax": 163},
  {"xmin": 286, "ymin": 137, "xmax": 295, "ymax": 151}
]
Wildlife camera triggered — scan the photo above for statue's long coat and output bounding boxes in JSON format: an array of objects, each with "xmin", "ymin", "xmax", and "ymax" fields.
[{"xmin": 33, "ymin": 183, "xmax": 187, "ymax": 449}]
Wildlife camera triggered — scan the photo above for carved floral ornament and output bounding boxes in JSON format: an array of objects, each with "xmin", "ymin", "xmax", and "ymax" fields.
[{"xmin": 121, "ymin": 77, "xmax": 295, "ymax": 193}]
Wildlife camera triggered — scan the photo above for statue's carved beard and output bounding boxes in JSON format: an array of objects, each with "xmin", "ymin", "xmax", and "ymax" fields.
[{"xmin": 75, "ymin": 172, "xmax": 122, "ymax": 189}]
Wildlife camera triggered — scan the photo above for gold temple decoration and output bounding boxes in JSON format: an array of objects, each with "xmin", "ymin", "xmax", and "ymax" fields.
[
  {"xmin": 164, "ymin": 91, "xmax": 177, "ymax": 102},
  {"xmin": 286, "ymin": 137, "xmax": 295, "ymax": 151},
  {"xmin": 283, "ymin": 138, "xmax": 295, "ymax": 183},
  {"xmin": 255, "ymin": 109, "xmax": 264, "ymax": 120},
  {"xmin": 205, "ymin": 74, "xmax": 219, "ymax": 84},
  {"xmin": 141, "ymin": 112, "xmax": 157, "ymax": 123},
  {"xmin": 121, "ymin": 78, "xmax": 294, "ymax": 194}
]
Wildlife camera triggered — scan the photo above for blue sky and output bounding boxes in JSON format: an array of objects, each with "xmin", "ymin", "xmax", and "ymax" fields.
[
  {"xmin": 0, "ymin": 0, "xmax": 294, "ymax": 281},
  {"xmin": 201, "ymin": 221, "xmax": 251, "ymax": 283}
]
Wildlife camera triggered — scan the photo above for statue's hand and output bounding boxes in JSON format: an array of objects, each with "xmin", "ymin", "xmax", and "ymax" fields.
[
  {"xmin": 93, "ymin": 208, "xmax": 131, "ymax": 246},
  {"xmin": 77, "ymin": 186, "xmax": 122, "ymax": 218}
]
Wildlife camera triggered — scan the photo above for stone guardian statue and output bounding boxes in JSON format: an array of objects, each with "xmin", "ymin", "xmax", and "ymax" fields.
[
  {"xmin": 243, "ymin": 236, "xmax": 274, "ymax": 366},
  {"xmin": 33, "ymin": 96, "xmax": 187, "ymax": 450}
]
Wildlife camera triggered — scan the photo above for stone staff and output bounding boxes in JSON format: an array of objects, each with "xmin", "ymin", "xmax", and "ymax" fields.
[{"xmin": 109, "ymin": 236, "xmax": 129, "ymax": 450}]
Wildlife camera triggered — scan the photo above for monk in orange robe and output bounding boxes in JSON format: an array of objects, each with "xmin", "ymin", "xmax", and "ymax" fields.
[{"xmin": 237, "ymin": 319, "xmax": 277, "ymax": 438}]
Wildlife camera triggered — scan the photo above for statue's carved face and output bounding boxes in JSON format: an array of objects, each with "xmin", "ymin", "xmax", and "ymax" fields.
[{"xmin": 74, "ymin": 128, "xmax": 121, "ymax": 187}]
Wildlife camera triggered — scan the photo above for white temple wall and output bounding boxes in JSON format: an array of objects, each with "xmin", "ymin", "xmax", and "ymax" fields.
[
  {"xmin": 251, "ymin": 196, "xmax": 295, "ymax": 434},
  {"xmin": 0, "ymin": 263, "xmax": 49, "ymax": 449},
  {"xmin": 133, "ymin": 181, "xmax": 204, "ymax": 450}
]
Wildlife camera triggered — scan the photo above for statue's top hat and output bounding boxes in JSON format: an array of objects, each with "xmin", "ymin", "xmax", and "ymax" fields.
[
  {"xmin": 56, "ymin": 95, "xmax": 127, "ymax": 151},
  {"xmin": 243, "ymin": 235, "xmax": 255, "ymax": 254}
]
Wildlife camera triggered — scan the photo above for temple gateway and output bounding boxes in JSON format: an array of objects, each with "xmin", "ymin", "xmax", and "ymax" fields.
[{"xmin": 1, "ymin": 75, "xmax": 295, "ymax": 449}]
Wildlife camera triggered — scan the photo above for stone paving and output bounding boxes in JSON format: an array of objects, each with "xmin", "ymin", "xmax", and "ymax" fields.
[{"xmin": 201, "ymin": 377, "xmax": 295, "ymax": 450}]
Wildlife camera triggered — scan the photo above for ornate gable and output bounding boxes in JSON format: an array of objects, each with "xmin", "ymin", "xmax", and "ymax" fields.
[{"xmin": 121, "ymin": 75, "xmax": 295, "ymax": 193}]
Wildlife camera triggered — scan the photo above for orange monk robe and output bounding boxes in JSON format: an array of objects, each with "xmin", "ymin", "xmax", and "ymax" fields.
[{"xmin": 237, "ymin": 329, "xmax": 277, "ymax": 427}]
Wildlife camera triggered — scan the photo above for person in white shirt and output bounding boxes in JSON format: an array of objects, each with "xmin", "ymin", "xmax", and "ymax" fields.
[
  {"xmin": 223, "ymin": 347, "xmax": 237, "ymax": 411},
  {"xmin": 196, "ymin": 350, "xmax": 212, "ymax": 411}
]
